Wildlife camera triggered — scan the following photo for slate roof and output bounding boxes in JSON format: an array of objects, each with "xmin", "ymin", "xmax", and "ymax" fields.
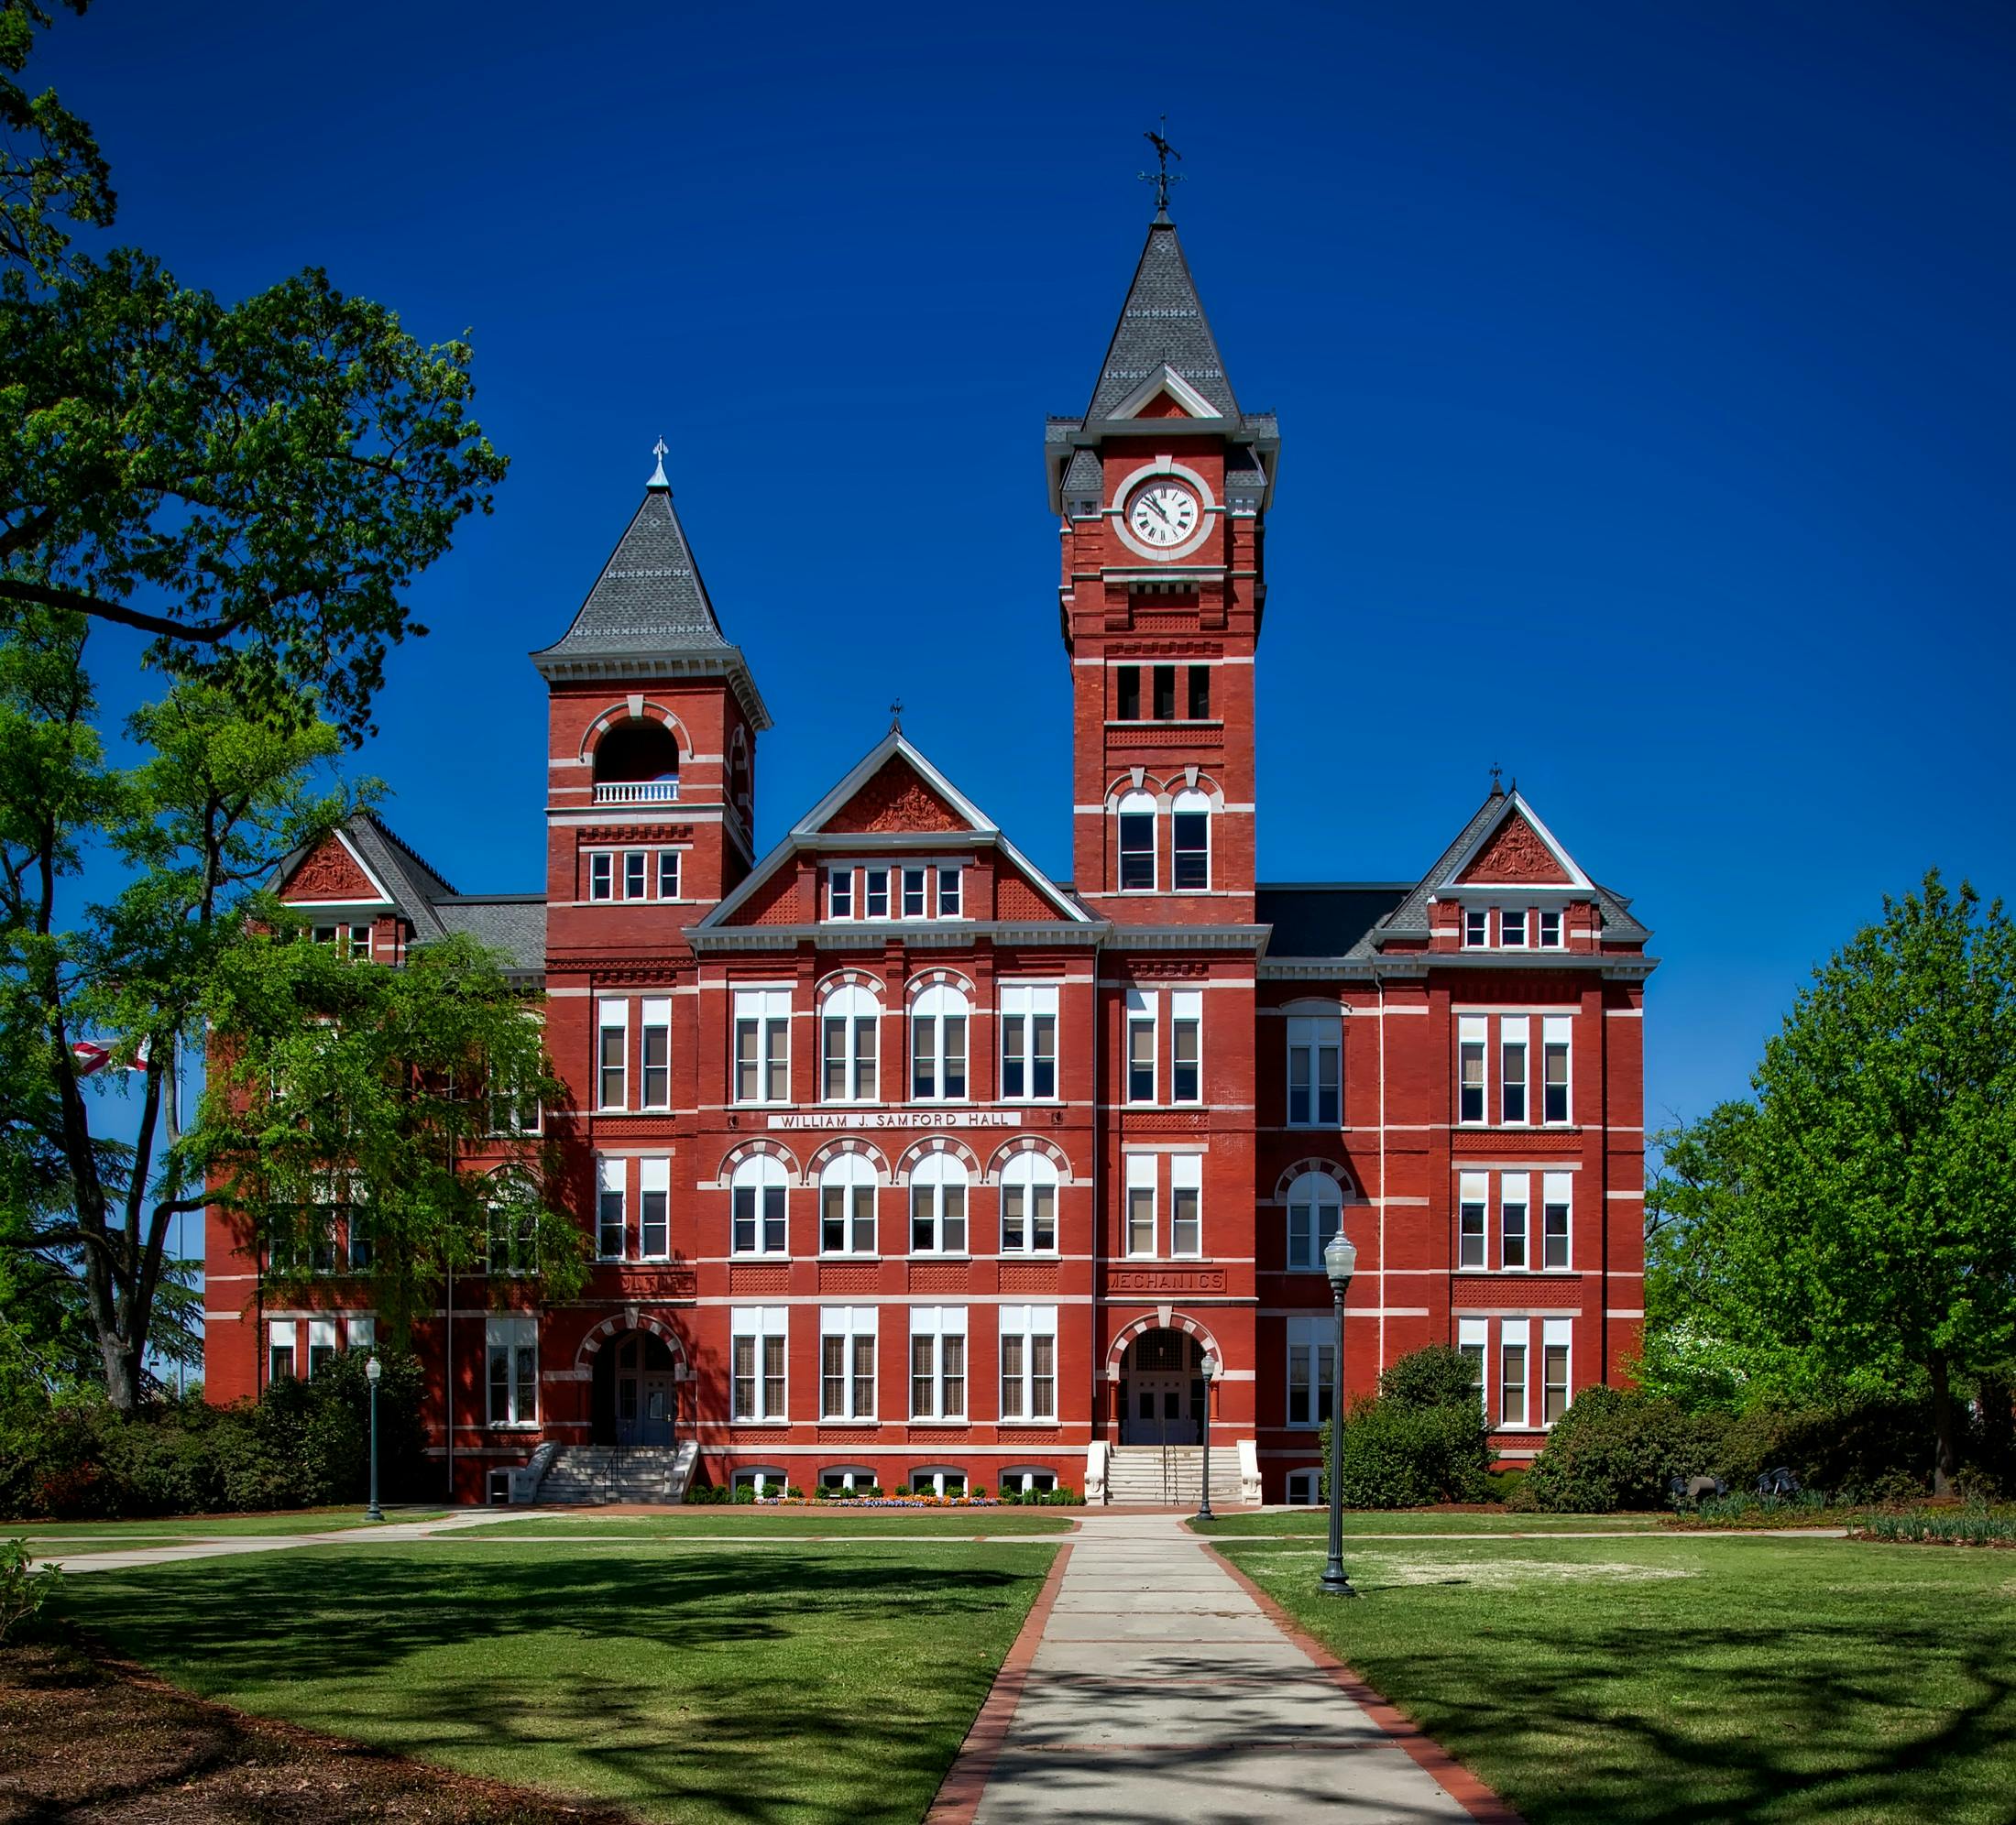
[
  {"xmin": 1257, "ymin": 884, "xmax": 1412, "ymax": 959},
  {"xmin": 433, "ymin": 896, "xmax": 548, "ymax": 976},
  {"xmin": 1086, "ymin": 220, "xmax": 1242, "ymax": 421},
  {"xmin": 345, "ymin": 812, "xmax": 456, "ymax": 938},
  {"xmin": 533, "ymin": 480, "xmax": 729, "ymax": 661}
]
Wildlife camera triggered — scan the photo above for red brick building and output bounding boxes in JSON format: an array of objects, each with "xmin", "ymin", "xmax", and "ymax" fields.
[{"xmin": 204, "ymin": 211, "xmax": 1654, "ymax": 1503}]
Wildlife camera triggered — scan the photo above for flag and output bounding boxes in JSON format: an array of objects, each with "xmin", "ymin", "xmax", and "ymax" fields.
[{"xmin": 71, "ymin": 1040, "xmax": 111, "ymax": 1076}]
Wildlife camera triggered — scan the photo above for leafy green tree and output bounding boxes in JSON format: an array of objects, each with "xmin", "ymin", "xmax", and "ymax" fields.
[{"xmin": 1660, "ymin": 874, "xmax": 2016, "ymax": 1492}]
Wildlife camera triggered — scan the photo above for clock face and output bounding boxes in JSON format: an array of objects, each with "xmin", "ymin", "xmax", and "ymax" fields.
[{"xmin": 1126, "ymin": 480, "xmax": 1200, "ymax": 549}]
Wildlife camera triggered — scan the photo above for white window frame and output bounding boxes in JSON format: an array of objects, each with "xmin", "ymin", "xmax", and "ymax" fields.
[
  {"xmin": 307, "ymin": 1317, "xmax": 337, "ymax": 1379},
  {"xmin": 909, "ymin": 982, "xmax": 970, "ymax": 1103},
  {"xmin": 820, "ymin": 984, "xmax": 880, "ymax": 1104},
  {"xmin": 1539, "ymin": 908, "xmax": 1563, "ymax": 948},
  {"xmin": 1124, "ymin": 1153, "xmax": 1158, "ymax": 1258},
  {"xmin": 909, "ymin": 1305, "xmax": 967, "ymax": 1420},
  {"xmin": 1500, "ymin": 1015, "xmax": 1529, "ymax": 1125},
  {"xmin": 900, "ymin": 867, "xmax": 928, "ymax": 919},
  {"xmin": 819, "ymin": 1306, "xmax": 877, "ymax": 1420},
  {"xmin": 1542, "ymin": 1015, "xmax": 1572, "ymax": 1125},
  {"xmin": 733, "ymin": 989, "xmax": 792, "ymax": 1106},
  {"xmin": 1542, "ymin": 1171, "xmax": 1572, "ymax": 1271},
  {"xmin": 1458, "ymin": 1014, "xmax": 1488, "ymax": 1126},
  {"xmin": 486, "ymin": 1314, "xmax": 538, "ymax": 1427},
  {"xmin": 1169, "ymin": 1152, "xmax": 1202, "ymax": 1259},
  {"xmin": 640, "ymin": 996, "xmax": 671, "ymax": 1110},
  {"xmin": 1286, "ymin": 1315, "xmax": 1335, "ymax": 1428},
  {"xmin": 1458, "ymin": 1170, "xmax": 1488, "ymax": 1270},
  {"xmin": 640, "ymin": 1154, "xmax": 671, "ymax": 1260},
  {"xmin": 1286, "ymin": 1015, "xmax": 1342, "ymax": 1127},
  {"xmin": 1500, "ymin": 1171, "xmax": 1530, "ymax": 1271},
  {"xmin": 1500, "ymin": 1317, "xmax": 1531, "ymax": 1429},
  {"xmin": 1463, "ymin": 906, "xmax": 1487, "ymax": 948},
  {"xmin": 937, "ymin": 866, "xmax": 963, "ymax": 919},
  {"xmin": 267, "ymin": 1318, "xmax": 296, "ymax": 1382},
  {"xmin": 1125, "ymin": 988, "xmax": 1157, "ymax": 1105},
  {"xmin": 1287, "ymin": 1169, "xmax": 1342, "ymax": 1272},
  {"xmin": 908, "ymin": 1153, "xmax": 970, "ymax": 1255},
  {"xmin": 1459, "ymin": 1317, "xmax": 1489, "ymax": 1417},
  {"xmin": 1541, "ymin": 1317, "xmax": 1572, "ymax": 1427},
  {"xmin": 730, "ymin": 1305, "xmax": 788, "ymax": 1422},
  {"xmin": 999, "ymin": 1151, "xmax": 1059, "ymax": 1254},
  {"xmin": 999, "ymin": 983, "xmax": 1058, "ymax": 1102},
  {"xmin": 596, "ymin": 1155, "xmax": 626, "ymax": 1260},
  {"xmin": 346, "ymin": 1315, "xmax": 376, "ymax": 1351},
  {"xmin": 1170, "ymin": 788, "xmax": 1211, "ymax": 892},
  {"xmin": 864, "ymin": 868, "xmax": 891, "ymax": 919},
  {"xmin": 588, "ymin": 851, "xmax": 614, "ymax": 902},
  {"xmin": 622, "ymin": 849, "xmax": 649, "ymax": 901},
  {"xmin": 818, "ymin": 1154, "xmax": 878, "ymax": 1256},
  {"xmin": 731, "ymin": 1154, "xmax": 789, "ymax": 1257},
  {"xmin": 1170, "ymin": 989, "xmax": 1202, "ymax": 1104},
  {"xmin": 657, "ymin": 848, "xmax": 681, "ymax": 900},
  {"xmin": 1501, "ymin": 906, "xmax": 1528, "ymax": 948},
  {"xmin": 1116, "ymin": 789, "xmax": 1157, "ymax": 892},
  {"xmin": 597, "ymin": 997, "xmax": 628, "ymax": 1112},
  {"xmin": 827, "ymin": 866, "xmax": 855, "ymax": 921},
  {"xmin": 999, "ymin": 1303, "xmax": 1058, "ymax": 1422}
]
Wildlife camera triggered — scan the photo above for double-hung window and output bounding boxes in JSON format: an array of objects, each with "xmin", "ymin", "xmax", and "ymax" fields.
[
  {"xmin": 640, "ymin": 1155, "xmax": 670, "ymax": 1259},
  {"xmin": 901, "ymin": 868, "xmax": 928, "ymax": 918},
  {"xmin": 1500, "ymin": 1172, "xmax": 1530, "ymax": 1269},
  {"xmin": 597, "ymin": 998, "xmax": 628, "ymax": 1110},
  {"xmin": 267, "ymin": 1319, "xmax": 296, "ymax": 1382},
  {"xmin": 819, "ymin": 1155, "xmax": 877, "ymax": 1255},
  {"xmin": 1287, "ymin": 1316, "xmax": 1335, "ymax": 1427},
  {"xmin": 1458, "ymin": 1171, "xmax": 1488, "ymax": 1269},
  {"xmin": 487, "ymin": 1316, "xmax": 537, "ymax": 1426},
  {"xmin": 999, "ymin": 1152, "xmax": 1058, "ymax": 1253},
  {"xmin": 1501, "ymin": 907, "xmax": 1528, "ymax": 948},
  {"xmin": 909, "ymin": 1306, "xmax": 966, "ymax": 1419},
  {"xmin": 909, "ymin": 1154, "xmax": 968, "ymax": 1254},
  {"xmin": 821, "ymin": 985, "xmax": 879, "ymax": 1102},
  {"xmin": 865, "ymin": 869, "xmax": 891, "ymax": 919},
  {"xmin": 1117, "ymin": 791, "xmax": 1156, "ymax": 891},
  {"xmin": 1287, "ymin": 1015, "xmax": 1342, "ymax": 1126},
  {"xmin": 1542, "ymin": 1318, "xmax": 1572, "ymax": 1425},
  {"xmin": 589, "ymin": 852, "xmax": 614, "ymax": 902},
  {"xmin": 1124, "ymin": 1154, "xmax": 1157, "ymax": 1257},
  {"xmin": 734, "ymin": 989, "xmax": 791, "ymax": 1105},
  {"xmin": 1542, "ymin": 1172, "xmax": 1572, "ymax": 1269},
  {"xmin": 731, "ymin": 1306, "xmax": 787, "ymax": 1421},
  {"xmin": 345, "ymin": 1185, "xmax": 373, "ymax": 1271},
  {"xmin": 1463, "ymin": 907, "xmax": 1487, "ymax": 947},
  {"xmin": 487, "ymin": 1183, "xmax": 536, "ymax": 1276},
  {"xmin": 910, "ymin": 984, "xmax": 969, "ymax": 1101},
  {"xmin": 1458, "ymin": 1015, "xmax": 1488, "ymax": 1124},
  {"xmin": 623, "ymin": 850, "xmax": 648, "ymax": 900},
  {"xmin": 1542, "ymin": 1016, "xmax": 1572, "ymax": 1123},
  {"xmin": 307, "ymin": 1318, "xmax": 337, "ymax": 1379},
  {"xmin": 1000, "ymin": 1305, "xmax": 1057, "ymax": 1421},
  {"xmin": 1287, "ymin": 1170, "xmax": 1342, "ymax": 1271},
  {"xmin": 820, "ymin": 1306, "xmax": 876, "ymax": 1419},
  {"xmin": 640, "ymin": 997, "xmax": 671, "ymax": 1109},
  {"xmin": 827, "ymin": 867, "xmax": 854, "ymax": 919},
  {"xmin": 347, "ymin": 1316, "xmax": 376, "ymax": 1352},
  {"xmin": 1170, "ymin": 990, "xmax": 1201, "ymax": 1102},
  {"xmin": 1501, "ymin": 1319, "xmax": 1530, "ymax": 1427},
  {"xmin": 1539, "ymin": 909, "xmax": 1562, "ymax": 947},
  {"xmin": 1171, "ymin": 790, "xmax": 1211, "ymax": 891},
  {"xmin": 1169, "ymin": 1153, "xmax": 1202, "ymax": 1257},
  {"xmin": 938, "ymin": 867, "xmax": 962, "ymax": 917},
  {"xmin": 1500, "ymin": 1017, "xmax": 1529, "ymax": 1124},
  {"xmin": 731, "ymin": 1155, "xmax": 788, "ymax": 1255},
  {"xmin": 1000, "ymin": 984, "xmax": 1058, "ymax": 1100},
  {"xmin": 1458, "ymin": 1318, "xmax": 1489, "ymax": 1415},
  {"xmin": 657, "ymin": 849, "xmax": 681, "ymax": 900},
  {"xmin": 1125, "ymin": 989, "xmax": 1156, "ymax": 1103},
  {"xmin": 597, "ymin": 1157, "xmax": 625, "ymax": 1259}
]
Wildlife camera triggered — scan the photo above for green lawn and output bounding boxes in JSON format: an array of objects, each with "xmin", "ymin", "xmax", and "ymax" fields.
[
  {"xmin": 1192, "ymin": 1509, "xmax": 1664, "ymax": 1537},
  {"xmin": 477, "ymin": 1510, "xmax": 1075, "ymax": 1538},
  {"xmin": 1218, "ymin": 1533, "xmax": 2016, "ymax": 1824},
  {"xmin": 8, "ymin": 1506, "xmax": 447, "ymax": 1541},
  {"xmin": 51, "ymin": 1538, "xmax": 1057, "ymax": 1824}
]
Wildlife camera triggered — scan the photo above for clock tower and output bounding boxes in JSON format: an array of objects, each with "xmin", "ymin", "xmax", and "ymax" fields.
[{"xmin": 1046, "ymin": 208, "xmax": 1277, "ymax": 925}]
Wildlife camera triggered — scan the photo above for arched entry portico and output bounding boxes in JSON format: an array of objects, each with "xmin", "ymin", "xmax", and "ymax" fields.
[
  {"xmin": 1107, "ymin": 1314, "xmax": 1222, "ymax": 1446},
  {"xmin": 575, "ymin": 1312, "xmax": 688, "ymax": 1448}
]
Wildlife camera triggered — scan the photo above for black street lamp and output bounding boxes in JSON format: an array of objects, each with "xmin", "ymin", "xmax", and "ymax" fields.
[
  {"xmin": 1197, "ymin": 1350, "xmax": 1218, "ymax": 1523},
  {"xmin": 1320, "ymin": 1230, "xmax": 1358, "ymax": 1597},
  {"xmin": 365, "ymin": 1352, "xmax": 385, "ymax": 1524}
]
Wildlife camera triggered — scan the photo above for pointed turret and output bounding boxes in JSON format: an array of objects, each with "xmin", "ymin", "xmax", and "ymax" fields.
[{"xmin": 1084, "ymin": 218, "xmax": 1242, "ymax": 421}]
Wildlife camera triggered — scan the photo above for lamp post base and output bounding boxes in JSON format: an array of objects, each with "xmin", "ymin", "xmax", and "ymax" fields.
[{"xmin": 1320, "ymin": 1565, "xmax": 1358, "ymax": 1598}]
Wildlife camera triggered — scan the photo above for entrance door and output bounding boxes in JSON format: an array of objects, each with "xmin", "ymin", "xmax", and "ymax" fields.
[
  {"xmin": 640, "ymin": 1372, "xmax": 674, "ymax": 1446},
  {"xmin": 1124, "ymin": 1371, "xmax": 1192, "ymax": 1445},
  {"xmin": 615, "ymin": 1361, "xmax": 641, "ymax": 1446}
]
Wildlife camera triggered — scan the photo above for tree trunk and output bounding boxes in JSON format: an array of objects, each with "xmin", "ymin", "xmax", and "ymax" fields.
[{"xmin": 1929, "ymin": 1351, "xmax": 1960, "ymax": 1498}]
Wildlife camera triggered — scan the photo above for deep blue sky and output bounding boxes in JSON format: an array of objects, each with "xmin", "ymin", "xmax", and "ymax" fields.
[{"xmin": 37, "ymin": 0, "xmax": 2016, "ymax": 1130}]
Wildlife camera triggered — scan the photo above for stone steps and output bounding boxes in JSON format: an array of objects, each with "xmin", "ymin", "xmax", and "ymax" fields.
[
  {"xmin": 531, "ymin": 1441, "xmax": 696, "ymax": 1505},
  {"xmin": 1104, "ymin": 1445, "xmax": 1244, "ymax": 1507}
]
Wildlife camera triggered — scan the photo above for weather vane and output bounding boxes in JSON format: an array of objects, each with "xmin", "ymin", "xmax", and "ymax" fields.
[
  {"xmin": 1139, "ymin": 116, "xmax": 1184, "ymax": 221},
  {"xmin": 889, "ymin": 698, "xmax": 904, "ymax": 734},
  {"xmin": 647, "ymin": 435, "xmax": 669, "ymax": 487}
]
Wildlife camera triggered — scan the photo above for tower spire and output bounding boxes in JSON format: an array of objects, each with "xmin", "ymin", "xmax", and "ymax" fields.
[{"xmin": 1139, "ymin": 117, "xmax": 1183, "ymax": 223}]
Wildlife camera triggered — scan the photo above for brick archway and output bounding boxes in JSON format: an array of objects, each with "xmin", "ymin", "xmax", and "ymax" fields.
[
  {"xmin": 1103, "ymin": 1309, "xmax": 1224, "ymax": 1379},
  {"xmin": 573, "ymin": 1308, "xmax": 689, "ymax": 1373}
]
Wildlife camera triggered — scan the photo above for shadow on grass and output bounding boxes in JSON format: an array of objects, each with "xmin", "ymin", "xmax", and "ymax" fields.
[{"xmin": 49, "ymin": 1546, "xmax": 1050, "ymax": 1825}]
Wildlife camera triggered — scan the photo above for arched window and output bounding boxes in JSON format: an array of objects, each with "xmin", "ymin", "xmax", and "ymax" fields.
[
  {"xmin": 819, "ymin": 1154, "xmax": 877, "ymax": 1255},
  {"xmin": 909, "ymin": 1153, "xmax": 969, "ymax": 1254},
  {"xmin": 821, "ymin": 984, "xmax": 880, "ymax": 1103},
  {"xmin": 1117, "ymin": 790, "xmax": 1157, "ymax": 891},
  {"xmin": 999, "ymin": 1152, "xmax": 1059, "ymax": 1253},
  {"xmin": 1171, "ymin": 788, "xmax": 1211, "ymax": 891},
  {"xmin": 910, "ymin": 983, "xmax": 969, "ymax": 1101},
  {"xmin": 730, "ymin": 1154, "xmax": 788, "ymax": 1256},
  {"xmin": 1285, "ymin": 1467, "xmax": 1321, "ymax": 1505},
  {"xmin": 1286, "ymin": 1170, "xmax": 1343, "ymax": 1271},
  {"xmin": 592, "ymin": 717, "xmax": 680, "ymax": 795}
]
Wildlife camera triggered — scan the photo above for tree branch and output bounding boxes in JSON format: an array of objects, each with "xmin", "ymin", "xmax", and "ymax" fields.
[{"xmin": 0, "ymin": 574, "xmax": 254, "ymax": 644}]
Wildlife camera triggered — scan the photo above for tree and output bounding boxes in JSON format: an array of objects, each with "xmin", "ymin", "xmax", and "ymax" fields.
[{"xmin": 1664, "ymin": 873, "xmax": 2016, "ymax": 1493}]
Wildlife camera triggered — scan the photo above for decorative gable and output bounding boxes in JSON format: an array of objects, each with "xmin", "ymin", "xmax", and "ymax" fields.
[
  {"xmin": 1455, "ymin": 812, "xmax": 1573, "ymax": 885},
  {"xmin": 279, "ymin": 831, "xmax": 389, "ymax": 905},
  {"xmin": 825, "ymin": 759, "xmax": 967, "ymax": 836},
  {"xmin": 995, "ymin": 865, "xmax": 1068, "ymax": 922}
]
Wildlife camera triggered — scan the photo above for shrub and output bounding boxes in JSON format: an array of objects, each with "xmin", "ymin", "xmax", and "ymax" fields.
[
  {"xmin": 1314, "ymin": 1345, "xmax": 1493, "ymax": 1509},
  {"xmin": 1714, "ymin": 1398, "xmax": 1942, "ymax": 1501},
  {"xmin": 1523, "ymin": 1386, "xmax": 1727, "ymax": 1513},
  {"xmin": 1379, "ymin": 1345, "xmax": 1485, "ymax": 1414},
  {"xmin": 0, "ymin": 1539, "xmax": 57, "ymax": 1644}
]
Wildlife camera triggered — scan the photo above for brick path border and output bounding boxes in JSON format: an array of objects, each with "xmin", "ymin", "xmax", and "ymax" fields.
[
  {"xmin": 1209, "ymin": 1545, "xmax": 1525, "ymax": 1824},
  {"xmin": 924, "ymin": 1541, "xmax": 1073, "ymax": 1825}
]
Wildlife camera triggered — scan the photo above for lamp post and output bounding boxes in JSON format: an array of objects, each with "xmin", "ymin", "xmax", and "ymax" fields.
[
  {"xmin": 1320, "ymin": 1230, "xmax": 1357, "ymax": 1597},
  {"xmin": 1197, "ymin": 1351, "xmax": 1218, "ymax": 1522},
  {"xmin": 365, "ymin": 1353, "xmax": 385, "ymax": 1524}
]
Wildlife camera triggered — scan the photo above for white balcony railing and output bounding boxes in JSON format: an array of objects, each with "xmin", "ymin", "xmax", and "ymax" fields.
[{"xmin": 593, "ymin": 779, "xmax": 680, "ymax": 804}]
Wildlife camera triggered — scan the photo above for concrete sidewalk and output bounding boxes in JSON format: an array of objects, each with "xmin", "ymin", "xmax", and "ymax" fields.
[
  {"xmin": 22, "ymin": 1507, "xmax": 532, "ymax": 1575},
  {"xmin": 956, "ymin": 1512, "xmax": 1498, "ymax": 1824}
]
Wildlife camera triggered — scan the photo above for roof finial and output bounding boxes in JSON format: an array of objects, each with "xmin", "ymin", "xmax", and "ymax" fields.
[
  {"xmin": 1489, "ymin": 762, "xmax": 1504, "ymax": 797},
  {"xmin": 888, "ymin": 697, "xmax": 904, "ymax": 735},
  {"xmin": 1139, "ymin": 116, "xmax": 1184, "ymax": 224},
  {"xmin": 646, "ymin": 436, "xmax": 670, "ymax": 490}
]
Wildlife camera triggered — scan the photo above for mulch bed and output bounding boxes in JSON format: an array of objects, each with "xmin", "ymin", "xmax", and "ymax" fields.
[{"xmin": 0, "ymin": 1640, "xmax": 636, "ymax": 1824}]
